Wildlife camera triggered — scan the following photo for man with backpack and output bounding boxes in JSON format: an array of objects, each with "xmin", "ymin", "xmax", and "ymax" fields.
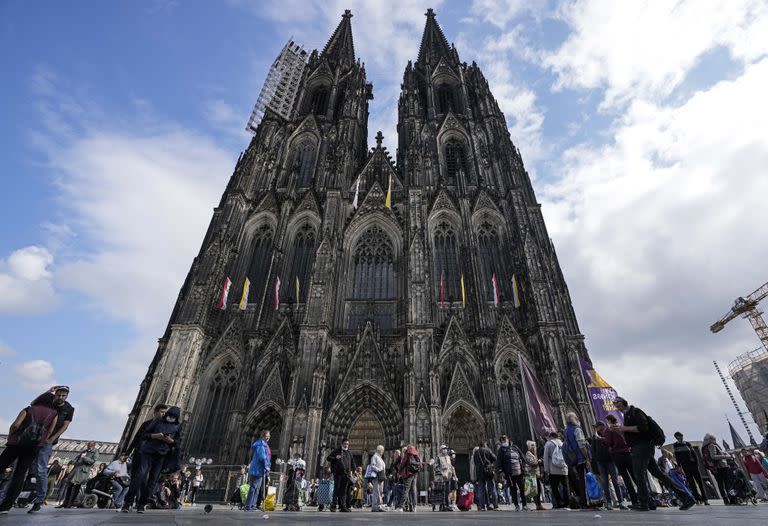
[
  {"xmin": 614, "ymin": 397, "xmax": 695, "ymax": 511},
  {"xmin": 394, "ymin": 444, "xmax": 422, "ymax": 512},
  {"xmin": 28, "ymin": 386, "xmax": 74, "ymax": 513},
  {"xmin": 0, "ymin": 398, "xmax": 58, "ymax": 514},
  {"xmin": 327, "ymin": 438, "xmax": 355, "ymax": 512},
  {"xmin": 562, "ymin": 412, "xmax": 592, "ymax": 509},
  {"xmin": 543, "ymin": 431, "xmax": 570, "ymax": 509},
  {"xmin": 496, "ymin": 435, "xmax": 528, "ymax": 511},
  {"xmin": 473, "ymin": 441, "xmax": 497, "ymax": 511}
]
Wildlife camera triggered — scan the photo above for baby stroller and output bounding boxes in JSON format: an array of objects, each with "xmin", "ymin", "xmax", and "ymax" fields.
[
  {"xmin": 84, "ymin": 472, "xmax": 120, "ymax": 508},
  {"xmin": 726, "ymin": 464, "xmax": 757, "ymax": 505},
  {"xmin": 14, "ymin": 473, "xmax": 38, "ymax": 508},
  {"xmin": 282, "ymin": 459, "xmax": 306, "ymax": 511}
]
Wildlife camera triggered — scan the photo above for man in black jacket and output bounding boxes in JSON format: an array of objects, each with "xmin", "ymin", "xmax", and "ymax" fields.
[
  {"xmin": 326, "ymin": 438, "xmax": 355, "ymax": 513},
  {"xmin": 614, "ymin": 397, "xmax": 695, "ymax": 512},
  {"xmin": 473, "ymin": 441, "xmax": 497, "ymax": 511},
  {"xmin": 672, "ymin": 432, "xmax": 708, "ymax": 505},
  {"xmin": 121, "ymin": 404, "xmax": 167, "ymax": 511}
]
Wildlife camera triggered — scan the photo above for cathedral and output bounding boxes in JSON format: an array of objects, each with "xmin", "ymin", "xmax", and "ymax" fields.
[{"xmin": 120, "ymin": 8, "xmax": 595, "ymax": 480}]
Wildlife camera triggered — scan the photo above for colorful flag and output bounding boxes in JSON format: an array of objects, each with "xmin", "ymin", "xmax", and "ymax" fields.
[
  {"xmin": 295, "ymin": 276, "xmax": 300, "ymax": 304},
  {"xmin": 579, "ymin": 357, "xmax": 624, "ymax": 425},
  {"xmin": 520, "ymin": 357, "xmax": 558, "ymax": 438},
  {"xmin": 460, "ymin": 274, "xmax": 466, "ymax": 307},
  {"xmin": 352, "ymin": 177, "xmax": 360, "ymax": 209},
  {"xmin": 491, "ymin": 273, "xmax": 499, "ymax": 306},
  {"xmin": 512, "ymin": 274, "xmax": 521, "ymax": 308},
  {"xmin": 385, "ymin": 173, "xmax": 392, "ymax": 208},
  {"xmin": 274, "ymin": 276, "xmax": 281, "ymax": 310},
  {"xmin": 216, "ymin": 277, "xmax": 231, "ymax": 310},
  {"xmin": 238, "ymin": 277, "xmax": 250, "ymax": 310},
  {"xmin": 440, "ymin": 271, "xmax": 445, "ymax": 307}
]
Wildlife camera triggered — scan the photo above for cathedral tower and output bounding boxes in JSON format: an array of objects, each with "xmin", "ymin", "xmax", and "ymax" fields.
[{"xmin": 121, "ymin": 9, "xmax": 593, "ymax": 481}]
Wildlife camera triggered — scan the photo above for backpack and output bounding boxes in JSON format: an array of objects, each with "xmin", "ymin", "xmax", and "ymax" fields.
[
  {"xmin": 16, "ymin": 406, "xmax": 47, "ymax": 447},
  {"xmin": 645, "ymin": 415, "xmax": 665, "ymax": 446},
  {"xmin": 406, "ymin": 453, "xmax": 422, "ymax": 475},
  {"xmin": 562, "ymin": 427, "xmax": 581, "ymax": 467},
  {"xmin": 551, "ymin": 442, "xmax": 567, "ymax": 470}
]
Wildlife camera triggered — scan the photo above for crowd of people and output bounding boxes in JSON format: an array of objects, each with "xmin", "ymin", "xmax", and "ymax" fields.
[{"xmin": 1, "ymin": 386, "xmax": 768, "ymax": 516}]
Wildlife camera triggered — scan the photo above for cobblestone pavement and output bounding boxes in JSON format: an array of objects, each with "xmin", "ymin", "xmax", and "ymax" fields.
[{"xmin": 2, "ymin": 503, "xmax": 768, "ymax": 525}]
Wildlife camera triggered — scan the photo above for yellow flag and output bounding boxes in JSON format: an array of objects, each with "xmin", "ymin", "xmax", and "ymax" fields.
[
  {"xmin": 385, "ymin": 173, "xmax": 392, "ymax": 208},
  {"xmin": 460, "ymin": 274, "xmax": 466, "ymax": 307},
  {"xmin": 512, "ymin": 274, "xmax": 521, "ymax": 308},
  {"xmin": 295, "ymin": 276, "xmax": 300, "ymax": 304},
  {"xmin": 238, "ymin": 277, "xmax": 250, "ymax": 310}
]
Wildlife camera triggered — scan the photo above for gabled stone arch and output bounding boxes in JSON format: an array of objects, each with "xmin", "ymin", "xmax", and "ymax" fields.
[
  {"xmin": 442, "ymin": 400, "xmax": 485, "ymax": 455},
  {"xmin": 437, "ymin": 317, "xmax": 478, "ymax": 371},
  {"xmin": 254, "ymin": 363, "xmax": 286, "ymax": 409},
  {"xmin": 325, "ymin": 382, "xmax": 402, "ymax": 450},
  {"xmin": 443, "ymin": 362, "xmax": 479, "ymax": 412},
  {"xmin": 243, "ymin": 401, "xmax": 285, "ymax": 462},
  {"xmin": 493, "ymin": 316, "xmax": 528, "ymax": 361},
  {"xmin": 344, "ymin": 207, "xmax": 403, "ymax": 258},
  {"xmin": 205, "ymin": 317, "xmax": 246, "ymax": 365}
]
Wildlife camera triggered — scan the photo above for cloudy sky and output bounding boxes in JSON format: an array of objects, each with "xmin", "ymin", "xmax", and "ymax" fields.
[{"xmin": 1, "ymin": 0, "xmax": 767, "ymax": 447}]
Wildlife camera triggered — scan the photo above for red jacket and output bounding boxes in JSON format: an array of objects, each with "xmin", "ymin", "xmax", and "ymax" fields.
[
  {"xmin": 398, "ymin": 446, "xmax": 422, "ymax": 479},
  {"xmin": 603, "ymin": 427, "xmax": 631, "ymax": 454},
  {"xmin": 743, "ymin": 454, "xmax": 768, "ymax": 476}
]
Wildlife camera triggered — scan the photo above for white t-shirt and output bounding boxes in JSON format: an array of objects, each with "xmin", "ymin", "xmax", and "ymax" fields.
[{"xmin": 193, "ymin": 474, "xmax": 203, "ymax": 487}]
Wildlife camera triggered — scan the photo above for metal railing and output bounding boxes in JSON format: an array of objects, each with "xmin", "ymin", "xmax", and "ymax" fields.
[{"xmin": 729, "ymin": 346, "xmax": 768, "ymax": 376}]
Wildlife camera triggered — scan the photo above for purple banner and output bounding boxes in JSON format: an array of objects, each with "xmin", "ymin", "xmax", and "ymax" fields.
[
  {"xmin": 579, "ymin": 357, "xmax": 623, "ymax": 425},
  {"xmin": 521, "ymin": 360, "xmax": 558, "ymax": 438}
]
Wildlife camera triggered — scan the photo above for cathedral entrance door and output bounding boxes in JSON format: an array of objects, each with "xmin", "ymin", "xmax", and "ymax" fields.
[
  {"xmin": 348, "ymin": 409, "xmax": 385, "ymax": 468},
  {"xmin": 443, "ymin": 405, "xmax": 484, "ymax": 483},
  {"xmin": 244, "ymin": 405, "xmax": 284, "ymax": 464}
]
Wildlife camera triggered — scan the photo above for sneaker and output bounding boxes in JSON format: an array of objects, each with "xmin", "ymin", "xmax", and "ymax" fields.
[
  {"xmin": 679, "ymin": 498, "xmax": 696, "ymax": 511},
  {"xmin": 136, "ymin": 505, "xmax": 145, "ymax": 514},
  {"xmin": 28, "ymin": 503, "xmax": 42, "ymax": 514},
  {"xmin": 605, "ymin": 504, "xmax": 613, "ymax": 511},
  {"xmin": 393, "ymin": 508, "xmax": 403, "ymax": 513},
  {"xmin": 514, "ymin": 505, "xmax": 520, "ymax": 511},
  {"xmin": 618, "ymin": 504, "xmax": 629, "ymax": 510},
  {"xmin": 121, "ymin": 505, "xmax": 131, "ymax": 513},
  {"xmin": 341, "ymin": 508, "xmax": 351, "ymax": 513}
]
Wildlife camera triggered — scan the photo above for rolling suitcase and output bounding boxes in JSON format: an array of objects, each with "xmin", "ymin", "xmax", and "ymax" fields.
[
  {"xmin": 316, "ymin": 479, "xmax": 334, "ymax": 506},
  {"xmin": 429, "ymin": 480, "xmax": 447, "ymax": 511}
]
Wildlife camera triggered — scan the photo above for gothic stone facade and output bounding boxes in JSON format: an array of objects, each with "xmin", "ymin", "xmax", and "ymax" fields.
[{"xmin": 120, "ymin": 9, "xmax": 594, "ymax": 477}]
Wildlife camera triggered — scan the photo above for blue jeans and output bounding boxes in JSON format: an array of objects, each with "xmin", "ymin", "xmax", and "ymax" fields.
[
  {"xmin": 111, "ymin": 479, "xmax": 129, "ymax": 506},
  {"xmin": 244, "ymin": 475, "xmax": 265, "ymax": 510},
  {"xmin": 33, "ymin": 442, "xmax": 53, "ymax": 504},
  {"xmin": 476, "ymin": 478, "xmax": 497, "ymax": 509},
  {"xmin": 596, "ymin": 461, "xmax": 622, "ymax": 505}
]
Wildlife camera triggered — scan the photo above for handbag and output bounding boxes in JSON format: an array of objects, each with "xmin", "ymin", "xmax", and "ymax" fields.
[
  {"xmin": 585, "ymin": 471, "xmax": 602, "ymax": 500},
  {"xmin": 524, "ymin": 474, "xmax": 538, "ymax": 499}
]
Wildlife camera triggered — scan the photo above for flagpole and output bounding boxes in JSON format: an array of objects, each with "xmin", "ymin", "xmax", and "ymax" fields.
[{"xmin": 519, "ymin": 353, "xmax": 536, "ymax": 442}]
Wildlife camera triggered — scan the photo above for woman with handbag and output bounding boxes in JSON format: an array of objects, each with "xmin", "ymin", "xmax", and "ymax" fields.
[
  {"xmin": 369, "ymin": 445, "xmax": 386, "ymax": 512},
  {"xmin": 524, "ymin": 441, "xmax": 546, "ymax": 510}
]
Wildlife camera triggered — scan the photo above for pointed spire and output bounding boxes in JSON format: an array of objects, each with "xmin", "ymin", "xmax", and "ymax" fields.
[
  {"xmin": 727, "ymin": 417, "xmax": 748, "ymax": 449},
  {"xmin": 417, "ymin": 7, "xmax": 452, "ymax": 67},
  {"xmin": 321, "ymin": 9, "xmax": 355, "ymax": 69}
]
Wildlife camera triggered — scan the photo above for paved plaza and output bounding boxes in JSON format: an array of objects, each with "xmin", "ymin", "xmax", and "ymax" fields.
[{"xmin": 2, "ymin": 503, "xmax": 767, "ymax": 525}]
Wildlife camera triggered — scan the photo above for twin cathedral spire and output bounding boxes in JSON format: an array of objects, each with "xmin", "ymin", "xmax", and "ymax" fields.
[{"xmin": 121, "ymin": 7, "xmax": 593, "ymax": 475}]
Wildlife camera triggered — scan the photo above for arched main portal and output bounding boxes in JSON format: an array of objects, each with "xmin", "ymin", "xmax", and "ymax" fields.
[
  {"xmin": 324, "ymin": 384, "xmax": 402, "ymax": 451},
  {"xmin": 243, "ymin": 405, "xmax": 284, "ymax": 466},
  {"xmin": 348, "ymin": 409, "xmax": 385, "ymax": 468},
  {"xmin": 443, "ymin": 404, "xmax": 484, "ymax": 483}
]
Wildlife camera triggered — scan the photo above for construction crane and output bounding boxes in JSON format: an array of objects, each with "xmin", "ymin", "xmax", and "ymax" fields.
[{"xmin": 710, "ymin": 281, "xmax": 768, "ymax": 351}]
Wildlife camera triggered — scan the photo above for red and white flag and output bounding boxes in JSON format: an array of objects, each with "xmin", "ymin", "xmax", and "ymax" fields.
[
  {"xmin": 274, "ymin": 275, "xmax": 281, "ymax": 310},
  {"xmin": 491, "ymin": 273, "xmax": 499, "ymax": 306},
  {"xmin": 216, "ymin": 277, "xmax": 232, "ymax": 310}
]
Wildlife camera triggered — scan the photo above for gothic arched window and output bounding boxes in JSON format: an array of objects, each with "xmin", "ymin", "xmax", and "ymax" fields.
[
  {"xmin": 444, "ymin": 139, "xmax": 468, "ymax": 186},
  {"xmin": 433, "ymin": 221, "xmax": 461, "ymax": 302},
  {"xmin": 310, "ymin": 86, "xmax": 329, "ymax": 115},
  {"xmin": 478, "ymin": 221, "xmax": 505, "ymax": 301},
  {"xmin": 293, "ymin": 141, "xmax": 316, "ymax": 187},
  {"xmin": 247, "ymin": 224, "xmax": 274, "ymax": 302},
  {"xmin": 191, "ymin": 359, "xmax": 238, "ymax": 455},
  {"xmin": 437, "ymin": 84, "xmax": 457, "ymax": 114},
  {"xmin": 497, "ymin": 357, "xmax": 525, "ymax": 443},
  {"xmin": 286, "ymin": 223, "xmax": 316, "ymax": 302},
  {"xmin": 351, "ymin": 225, "xmax": 395, "ymax": 299}
]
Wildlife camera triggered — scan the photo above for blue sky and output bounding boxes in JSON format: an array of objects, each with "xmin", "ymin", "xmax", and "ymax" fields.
[{"xmin": 2, "ymin": 0, "xmax": 768, "ymax": 446}]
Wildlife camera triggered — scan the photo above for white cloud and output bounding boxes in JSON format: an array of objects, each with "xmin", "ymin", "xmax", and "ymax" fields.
[
  {"xmin": 0, "ymin": 341, "xmax": 16, "ymax": 358},
  {"xmin": 14, "ymin": 360, "xmax": 56, "ymax": 391},
  {"xmin": 545, "ymin": 0, "xmax": 768, "ymax": 108},
  {"xmin": 541, "ymin": 57, "xmax": 768, "ymax": 440},
  {"xmin": 0, "ymin": 246, "xmax": 57, "ymax": 314}
]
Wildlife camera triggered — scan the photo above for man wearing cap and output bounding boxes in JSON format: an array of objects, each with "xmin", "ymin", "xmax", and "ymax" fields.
[
  {"xmin": 672, "ymin": 432, "xmax": 708, "ymax": 505},
  {"xmin": 28, "ymin": 386, "xmax": 74, "ymax": 514}
]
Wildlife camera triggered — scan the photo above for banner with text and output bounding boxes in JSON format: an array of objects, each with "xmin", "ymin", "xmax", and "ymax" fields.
[{"xmin": 579, "ymin": 357, "xmax": 623, "ymax": 425}]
